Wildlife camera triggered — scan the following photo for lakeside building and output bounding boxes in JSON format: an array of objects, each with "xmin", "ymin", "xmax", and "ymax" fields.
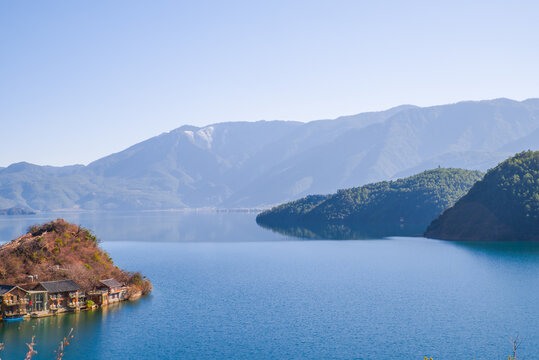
[
  {"xmin": 88, "ymin": 279, "xmax": 127, "ymax": 306},
  {"xmin": 31, "ymin": 280, "xmax": 86, "ymax": 313},
  {"xmin": 0, "ymin": 278, "xmax": 127, "ymax": 321},
  {"xmin": 100, "ymin": 279, "xmax": 127, "ymax": 304},
  {"xmin": 0, "ymin": 285, "xmax": 29, "ymax": 320},
  {"xmin": 26, "ymin": 287, "xmax": 47, "ymax": 314}
]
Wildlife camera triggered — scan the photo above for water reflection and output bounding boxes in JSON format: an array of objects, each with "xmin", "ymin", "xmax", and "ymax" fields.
[
  {"xmin": 256, "ymin": 220, "xmax": 429, "ymax": 240},
  {"xmin": 448, "ymin": 240, "xmax": 539, "ymax": 259},
  {"xmin": 0, "ymin": 300, "xmax": 146, "ymax": 359},
  {"xmin": 1, "ymin": 212, "xmax": 539, "ymax": 359},
  {"xmin": 0, "ymin": 211, "xmax": 276, "ymax": 243}
]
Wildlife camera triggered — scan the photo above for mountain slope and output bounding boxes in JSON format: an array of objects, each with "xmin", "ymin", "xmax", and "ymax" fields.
[
  {"xmin": 0, "ymin": 98, "xmax": 538, "ymax": 211},
  {"xmin": 225, "ymin": 98, "xmax": 539, "ymax": 206},
  {"xmin": 425, "ymin": 151, "xmax": 539, "ymax": 241}
]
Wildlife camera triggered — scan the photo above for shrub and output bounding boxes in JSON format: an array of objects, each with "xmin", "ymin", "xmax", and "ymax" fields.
[
  {"xmin": 28, "ymin": 219, "xmax": 69, "ymax": 236},
  {"xmin": 128, "ymin": 272, "xmax": 143, "ymax": 286}
]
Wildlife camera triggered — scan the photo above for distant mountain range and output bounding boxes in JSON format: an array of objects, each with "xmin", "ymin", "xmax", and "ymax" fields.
[{"xmin": 1, "ymin": 98, "xmax": 538, "ymax": 211}]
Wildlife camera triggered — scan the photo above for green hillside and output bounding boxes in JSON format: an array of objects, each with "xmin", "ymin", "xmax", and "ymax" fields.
[
  {"xmin": 256, "ymin": 168, "xmax": 484, "ymax": 233},
  {"xmin": 425, "ymin": 150, "xmax": 539, "ymax": 241}
]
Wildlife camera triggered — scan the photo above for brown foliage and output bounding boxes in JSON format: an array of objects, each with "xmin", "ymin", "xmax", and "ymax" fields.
[
  {"xmin": 0, "ymin": 219, "xmax": 137, "ymax": 291},
  {"xmin": 127, "ymin": 272, "xmax": 153, "ymax": 295}
]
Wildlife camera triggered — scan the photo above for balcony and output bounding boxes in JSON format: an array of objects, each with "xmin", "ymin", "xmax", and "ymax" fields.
[
  {"xmin": 3, "ymin": 309, "xmax": 26, "ymax": 316},
  {"xmin": 3, "ymin": 299, "xmax": 20, "ymax": 306},
  {"xmin": 68, "ymin": 301, "xmax": 86, "ymax": 308}
]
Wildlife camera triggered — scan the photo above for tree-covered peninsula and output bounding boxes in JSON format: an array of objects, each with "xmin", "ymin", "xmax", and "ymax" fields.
[
  {"xmin": 425, "ymin": 150, "xmax": 539, "ymax": 241},
  {"xmin": 256, "ymin": 168, "xmax": 484, "ymax": 237}
]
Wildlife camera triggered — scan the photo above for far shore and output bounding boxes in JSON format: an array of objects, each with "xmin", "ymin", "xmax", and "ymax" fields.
[{"xmin": 0, "ymin": 207, "xmax": 268, "ymax": 215}]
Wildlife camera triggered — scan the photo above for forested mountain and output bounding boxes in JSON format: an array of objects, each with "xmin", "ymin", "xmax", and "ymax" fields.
[
  {"xmin": 425, "ymin": 151, "xmax": 539, "ymax": 241},
  {"xmin": 256, "ymin": 168, "xmax": 484, "ymax": 230},
  {"xmin": 0, "ymin": 98, "xmax": 538, "ymax": 211}
]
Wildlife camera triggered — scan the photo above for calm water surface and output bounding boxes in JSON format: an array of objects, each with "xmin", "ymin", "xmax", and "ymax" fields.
[{"xmin": 0, "ymin": 212, "xmax": 538, "ymax": 359}]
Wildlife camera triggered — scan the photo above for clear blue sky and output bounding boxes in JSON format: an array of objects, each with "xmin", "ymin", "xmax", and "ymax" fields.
[{"xmin": 1, "ymin": 0, "xmax": 538, "ymax": 166}]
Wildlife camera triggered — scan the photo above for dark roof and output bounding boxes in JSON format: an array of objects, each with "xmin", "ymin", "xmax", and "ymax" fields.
[
  {"xmin": 39, "ymin": 280, "xmax": 81, "ymax": 293},
  {"xmin": 100, "ymin": 279, "xmax": 122, "ymax": 288},
  {"xmin": 0, "ymin": 284, "xmax": 15, "ymax": 296},
  {"xmin": 19, "ymin": 283, "xmax": 42, "ymax": 292}
]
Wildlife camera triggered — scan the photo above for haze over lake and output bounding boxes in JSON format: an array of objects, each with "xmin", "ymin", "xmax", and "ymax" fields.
[{"xmin": 1, "ymin": 212, "xmax": 538, "ymax": 359}]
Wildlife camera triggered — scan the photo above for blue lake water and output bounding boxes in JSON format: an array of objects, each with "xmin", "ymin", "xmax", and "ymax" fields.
[{"xmin": 1, "ymin": 212, "xmax": 538, "ymax": 359}]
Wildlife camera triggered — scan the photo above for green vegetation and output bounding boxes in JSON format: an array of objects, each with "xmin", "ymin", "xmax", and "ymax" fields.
[
  {"xmin": 257, "ymin": 168, "xmax": 484, "ymax": 234},
  {"xmin": 425, "ymin": 151, "xmax": 539, "ymax": 241}
]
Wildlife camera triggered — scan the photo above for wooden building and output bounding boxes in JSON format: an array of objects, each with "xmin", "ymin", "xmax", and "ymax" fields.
[
  {"xmin": 2, "ymin": 277, "xmax": 130, "ymax": 320},
  {"xmin": 0, "ymin": 285, "xmax": 29, "ymax": 320},
  {"xmin": 99, "ymin": 279, "xmax": 126, "ymax": 304},
  {"xmin": 88, "ymin": 279, "xmax": 126, "ymax": 306},
  {"xmin": 32, "ymin": 280, "xmax": 85, "ymax": 313},
  {"xmin": 22, "ymin": 284, "xmax": 49, "ymax": 315},
  {"xmin": 87, "ymin": 289, "xmax": 108, "ymax": 306}
]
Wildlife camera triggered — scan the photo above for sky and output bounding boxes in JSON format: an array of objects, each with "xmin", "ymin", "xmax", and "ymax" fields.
[{"xmin": 1, "ymin": 0, "xmax": 538, "ymax": 167}]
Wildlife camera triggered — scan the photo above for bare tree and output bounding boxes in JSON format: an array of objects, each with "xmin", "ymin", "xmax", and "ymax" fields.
[
  {"xmin": 55, "ymin": 328, "xmax": 74, "ymax": 360},
  {"xmin": 25, "ymin": 336, "xmax": 37, "ymax": 360},
  {"xmin": 509, "ymin": 335, "xmax": 522, "ymax": 360}
]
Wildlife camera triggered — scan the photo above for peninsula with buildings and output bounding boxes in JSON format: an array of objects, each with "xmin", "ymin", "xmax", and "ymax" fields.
[{"xmin": 0, "ymin": 219, "xmax": 152, "ymax": 321}]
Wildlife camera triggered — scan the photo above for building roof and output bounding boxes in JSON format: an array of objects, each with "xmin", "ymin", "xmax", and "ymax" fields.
[
  {"xmin": 19, "ymin": 283, "xmax": 44, "ymax": 292},
  {"xmin": 0, "ymin": 284, "xmax": 15, "ymax": 296},
  {"xmin": 100, "ymin": 279, "xmax": 122, "ymax": 288},
  {"xmin": 39, "ymin": 280, "xmax": 81, "ymax": 293}
]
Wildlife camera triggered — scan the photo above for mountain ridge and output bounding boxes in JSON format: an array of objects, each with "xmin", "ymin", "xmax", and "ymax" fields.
[{"xmin": 1, "ymin": 98, "xmax": 538, "ymax": 211}]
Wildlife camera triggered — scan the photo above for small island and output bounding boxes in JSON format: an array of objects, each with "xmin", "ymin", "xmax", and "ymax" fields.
[{"xmin": 0, "ymin": 219, "xmax": 152, "ymax": 321}]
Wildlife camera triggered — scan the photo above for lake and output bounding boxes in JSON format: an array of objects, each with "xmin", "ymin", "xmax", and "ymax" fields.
[{"xmin": 1, "ymin": 212, "xmax": 538, "ymax": 359}]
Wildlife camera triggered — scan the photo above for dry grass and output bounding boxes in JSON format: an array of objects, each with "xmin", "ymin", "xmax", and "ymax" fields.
[{"xmin": 0, "ymin": 219, "xmax": 151, "ymax": 294}]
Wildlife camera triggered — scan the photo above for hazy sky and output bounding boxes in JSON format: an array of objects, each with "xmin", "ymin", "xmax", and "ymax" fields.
[{"xmin": 1, "ymin": 0, "xmax": 538, "ymax": 166}]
